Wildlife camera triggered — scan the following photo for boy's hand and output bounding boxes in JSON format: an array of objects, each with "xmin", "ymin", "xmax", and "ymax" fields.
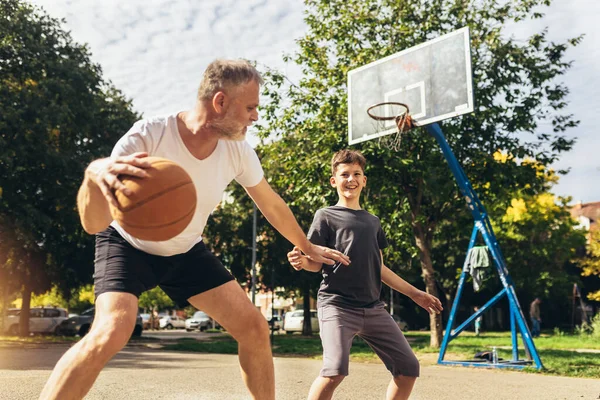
[
  {"xmin": 412, "ymin": 290, "xmax": 443, "ymax": 314},
  {"xmin": 304, "ymin": 243, "xmax": 350, "ymax": 266},
  {"xmin": 287, "ymin": 246, "xmax": 306, "ymax": 271}
]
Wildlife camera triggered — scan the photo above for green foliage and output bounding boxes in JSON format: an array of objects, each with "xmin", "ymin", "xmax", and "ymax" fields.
[
  {"xmin": 138, "ymin": 287, "xmax": 175, "ymax": 311},
  {"xmin": 577, "ymin": 312, "xmax": 600, "ymax": 339},
  {"xmin": 579, "ymin": 230, "xmax": 600, "ymax": 302},
  {"xmin": 0, "ymin": 0, "xmax": 139, "ymax": 321}
]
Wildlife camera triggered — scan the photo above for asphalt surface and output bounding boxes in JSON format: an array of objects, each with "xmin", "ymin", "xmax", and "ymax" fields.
[{"xmin": 0, "ymin": 342, "xmax": 599, "ymax": 400}]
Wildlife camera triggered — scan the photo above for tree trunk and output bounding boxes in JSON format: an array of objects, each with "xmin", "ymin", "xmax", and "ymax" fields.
[
  {"xmin": 413, "ymin": 224, "xmax": 443, "ymax": 347},
  {"xmin": 302, "ymin": 281, "xmax": 312, "ymax": 336},
  {"xmin": 0, "ymin": 279, "xmax": 6, "ymax": 333},
  {"xmin": 19, "ymin": 281, "xmax": 32, "ymax": 337}
]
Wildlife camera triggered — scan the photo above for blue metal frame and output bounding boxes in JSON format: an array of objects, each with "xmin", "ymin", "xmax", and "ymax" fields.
[{"xmin": 426, "ymin": 123, "xmax": 543, "ymax": 370}]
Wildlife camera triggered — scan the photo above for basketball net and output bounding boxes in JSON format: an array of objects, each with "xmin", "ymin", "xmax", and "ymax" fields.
[{"xmin": 366, "ymin": 102, "xmax": 416, "ymax": 152}]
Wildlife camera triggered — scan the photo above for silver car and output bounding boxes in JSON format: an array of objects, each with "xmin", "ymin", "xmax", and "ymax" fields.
[
  {"xmin": 3, "ymin": 307, "xmax": 68, "ymax": 335},
  {"xmin": 185, "ymin": 311, "xmax": 210, "ymax": 332}
]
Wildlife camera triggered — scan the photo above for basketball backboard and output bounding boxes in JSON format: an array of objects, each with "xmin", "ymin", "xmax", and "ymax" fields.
[{"xmin": 348, "ymin": 27, "xmax": 474, "ymax": 145}]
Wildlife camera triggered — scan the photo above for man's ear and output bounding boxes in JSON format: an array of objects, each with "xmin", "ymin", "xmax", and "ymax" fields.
[
  {"xmin": 212, "ymin": 91, "xmax": 227, "ymax": 114},
  {"xmin": 330, "ymin": 176, "xmax": 336, "ymax": 187}
]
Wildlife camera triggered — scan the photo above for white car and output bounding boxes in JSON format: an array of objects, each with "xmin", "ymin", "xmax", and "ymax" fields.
[
  {"xmin": 283, "ymin": 309, "xmax": 319, "ymax": 334},
  {"xmin": 185, "ymin": 311, "xmax": 211, "ymax": 331},
  {"xmin": 3, "ymin": 307, "xmax": 69, "ymax": 335},
  {"xmin": 159, "ymin": 315, "xmax": 186, "ymax": 330}
]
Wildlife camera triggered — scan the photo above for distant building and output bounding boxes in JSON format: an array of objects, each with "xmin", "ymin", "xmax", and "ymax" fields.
[{"xmin": 570, "ymin": 201, "xmax": 600, "ymax": 241}]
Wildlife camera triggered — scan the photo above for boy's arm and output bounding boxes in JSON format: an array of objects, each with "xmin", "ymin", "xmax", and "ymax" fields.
[
  {"xmin": 287, "ymin": 246, "xmax": 322, "ymax": 273},
  {"xmin": 381, "ymin": 252, "xmax": 443, "ymax": 314},
  {"xmin": 245, "ymin": 179, "xmax": 350, "ymax": 266}
]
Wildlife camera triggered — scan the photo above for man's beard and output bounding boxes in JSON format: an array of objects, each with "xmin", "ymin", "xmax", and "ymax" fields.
[{"xmin": 210, "ymin": 108, "xmax": 245, "ymax": 140}]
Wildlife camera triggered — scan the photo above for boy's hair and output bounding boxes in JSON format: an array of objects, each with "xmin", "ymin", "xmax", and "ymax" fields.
[
  {"xmin": 197, "ymin": 59, "xmax": 264, "ymax": 100},
  {"xmin": 331, "ymin": 149, "xmax": 367, "ymax": 175}
]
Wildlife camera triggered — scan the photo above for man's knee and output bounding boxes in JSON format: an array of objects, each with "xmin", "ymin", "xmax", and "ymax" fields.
[
  {"xmin": 237, "ymin": 313, "xmax": 270, "ymax": 345},
  {"xmin": 83, "ymin": 321, "xmax": 132, "ymax": 358}
]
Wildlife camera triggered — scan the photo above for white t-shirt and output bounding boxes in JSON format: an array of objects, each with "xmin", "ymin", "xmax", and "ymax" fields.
[{"xmin": 109, "ymin": 113, "xmax": 264, "ymax": 256}]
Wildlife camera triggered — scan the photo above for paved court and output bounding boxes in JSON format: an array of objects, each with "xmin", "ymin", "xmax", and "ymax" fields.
[{"xmin": 0, "ymin": 344, "xmax": 598, "ymax": 399}]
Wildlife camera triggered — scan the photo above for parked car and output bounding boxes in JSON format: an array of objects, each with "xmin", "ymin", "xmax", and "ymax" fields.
[
  {"xmin": 3, "ymin": 307, "xmax": 69, "ymax": 335},
  {"xmin": 392, "ymin": 315, "xmax": 409, "ymax": 332},
  {"xmin": 56, "ymin": 307, "xmax": 143, "ymax": 337},
  {"xmin": 185, "ymin": 311, "xmax": 210, "ymax": 331},
  {"xmin": 159, "ymin": 315, "xmax": 186, "ymax": 330},
  {"xmin": 283, "ymin": 309, "xmax": 319, "ymax": 334}
]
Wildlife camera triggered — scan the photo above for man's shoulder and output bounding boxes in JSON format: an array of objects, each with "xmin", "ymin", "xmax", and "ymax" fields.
[
  {"xmin": 135, "ymin": 114, "xmax": 172, "ymax": 129},
  {"xmin": 126, "ymin": 114, "xmax": 173, "ymax": 137}
]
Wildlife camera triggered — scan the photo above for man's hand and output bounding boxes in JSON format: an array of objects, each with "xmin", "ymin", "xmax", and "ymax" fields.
[
  {"xmin": 303, "ymin": 243, "xmax": 350, "ymax": 266},
  {"xmin": 411, "ymin": 290, "xmax": 443, "ymax": 314},
  {"xmin": 86, "ymin": 152, "xmax": 151, "ymax": 208}
]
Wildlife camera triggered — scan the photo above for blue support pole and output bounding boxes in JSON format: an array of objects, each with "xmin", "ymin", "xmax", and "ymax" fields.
[
  {"xmin": 511, "ymin": 307, "xmax": 518, "ymax": 361},
  {"xmin": 425, "ymin": 123, "xmax": 543, "ymax": 370},
  {"xmin": 438, "ymin": 225, "xmax": 479, "ymax": 363}
]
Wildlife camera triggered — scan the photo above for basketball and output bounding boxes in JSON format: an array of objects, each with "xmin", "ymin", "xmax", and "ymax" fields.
[{"xmin": 109, "ymin": 157, "xmax": 196, "ymax": 241}]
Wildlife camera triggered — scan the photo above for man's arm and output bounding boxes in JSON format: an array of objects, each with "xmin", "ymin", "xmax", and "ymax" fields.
[
  {"xmin": 381, "ymin": 252, "xmax": 443, "ymax": 314},
  {"xmin": 245, "ymin": 178, "xmax": 349, "ymax": 266},
  {"xmin": 77, "ymin": 153, "xmax": 150, "ymax": 234}
]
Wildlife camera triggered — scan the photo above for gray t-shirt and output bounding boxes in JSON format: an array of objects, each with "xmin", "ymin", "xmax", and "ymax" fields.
[{"xmin": 307, "ymin": 206, "xmax": 388, "ymax": 308}]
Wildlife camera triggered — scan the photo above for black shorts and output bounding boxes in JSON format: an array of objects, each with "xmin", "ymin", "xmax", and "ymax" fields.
[{"xmin": 93, "ymin": 226, "xmax": 235, "ymax": 308}]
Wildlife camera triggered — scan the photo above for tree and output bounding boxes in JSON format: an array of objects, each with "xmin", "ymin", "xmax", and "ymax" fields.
[
  {"xmin": 580, "ymin": 230, "xmax": 600, "ymax": 302},
  {"xmin": 255, "ymin": 0, "xmax": 582, "ymax": 346},
  {"xmin": 138, "ymin": 287, "xmax": 175, "ymax": 312},
  {"xmin": 0, "ymin": 0, "xmax": 139, "ymax": 335}
]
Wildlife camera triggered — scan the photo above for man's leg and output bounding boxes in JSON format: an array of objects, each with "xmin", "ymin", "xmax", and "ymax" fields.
[
  {"xmin": 307, "ymin": 375, "xmax": 345, "ymax": 400},
  {"xmin": 39, "ymin": 292, "xmax": 139, "ymax": 400},
  {"xmin": 386, "ymin": 376, "xmax": 417, "ymax": 400},
  {"xmin": 188, "ymin": 281, "xmax": 274, "ymax": 400}
]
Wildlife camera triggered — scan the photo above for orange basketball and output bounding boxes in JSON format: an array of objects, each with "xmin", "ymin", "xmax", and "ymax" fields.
[{"xmin": 110, "ymin": 157, "xmax": 196, "ymax": 241}]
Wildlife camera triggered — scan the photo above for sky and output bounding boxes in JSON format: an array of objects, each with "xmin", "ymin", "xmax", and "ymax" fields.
[{"xmin": 30, "ymin": 0, "xmax": 599, "ymax": 203}]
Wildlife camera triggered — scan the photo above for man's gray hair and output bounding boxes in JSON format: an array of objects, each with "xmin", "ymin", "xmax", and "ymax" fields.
[{"xmin": 197, "ymin": 59, "xmax": 263, "ymax": 100}]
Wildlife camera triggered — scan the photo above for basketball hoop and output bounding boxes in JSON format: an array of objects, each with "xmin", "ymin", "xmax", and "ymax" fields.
[{"xmin": 366, "ymin": 102, "xmax": 416, "ymax": 151}]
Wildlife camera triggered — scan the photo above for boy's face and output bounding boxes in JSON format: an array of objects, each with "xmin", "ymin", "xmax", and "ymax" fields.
[{"xmin": 330, "ymin": 162, "xmax": 366, "ymax": 200}]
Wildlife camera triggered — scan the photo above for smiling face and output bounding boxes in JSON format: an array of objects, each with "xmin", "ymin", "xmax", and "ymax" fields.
[
  {"xmin": 330, "ymin": 162, "xmax": 366, "ymax": 208},
  {"xmin": 210, "ymin": 80, "xmax": 260, "ymax": 140}
]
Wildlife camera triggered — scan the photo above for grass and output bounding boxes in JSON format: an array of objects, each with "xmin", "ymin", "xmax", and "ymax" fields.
[{"xmin": 162, "ymin": 331, "xmax": 600, "ymax": 378}]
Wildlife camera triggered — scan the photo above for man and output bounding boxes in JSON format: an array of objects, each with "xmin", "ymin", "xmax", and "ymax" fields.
[
  {"xmin": 529, "ymin": 297, "xmax": 542, "ymax": 338},
  {"xmin": 40, "ymin": 59, "xmax": 349, "ymax": 400}
]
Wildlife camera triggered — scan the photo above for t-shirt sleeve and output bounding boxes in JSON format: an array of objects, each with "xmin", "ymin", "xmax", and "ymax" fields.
[
  {"xmin": 307, "ymin": 210, "xmax": 329, "ymax": 247},
  {"xmin": 234, "ymin": 142, "xmax": 264, "ymax": 187},
  {"xmin": 110, "ymin": 120, "xmax": 151, "ymax": 158},
  {"xmin": 377, "ymin": 220, "xmax": 389, "ymax": 250}
]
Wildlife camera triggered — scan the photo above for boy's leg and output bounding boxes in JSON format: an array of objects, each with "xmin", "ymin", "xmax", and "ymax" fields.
[
  {"xmin": 187, "ymin": 281, "xmax": 274, "ymax": 400},
  {"xmin": 359, "ymin": 306, "xmax": 419, "ymax": 400},
  {"xmin": 39, "ymin": 292, "xmax": 139, "ymax": 400},
  {"xmin": 307, "ymin": 375, "xmax": 345, "ymax": 400},
  {"xmin": 310, "ymin": 305, "xmax": 362, "ymax": 399},
  {"xmin": 386, "ymin": 376, "xmax": 417, "ymax": 400}
]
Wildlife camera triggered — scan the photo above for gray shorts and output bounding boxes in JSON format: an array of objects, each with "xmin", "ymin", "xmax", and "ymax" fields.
[{"xmin": 318, "ymin": 303, "xmax": 419, "ymax": 377}]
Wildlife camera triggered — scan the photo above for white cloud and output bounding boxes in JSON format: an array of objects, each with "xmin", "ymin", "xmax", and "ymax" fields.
[{"xmin": 30, "ymin": 0, "xmax": 600, "ymax": 202}]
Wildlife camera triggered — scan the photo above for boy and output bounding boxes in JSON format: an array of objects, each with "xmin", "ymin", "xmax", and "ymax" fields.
[{"xmin": 287, "ymin": 149, "xmax": 443, "ymax": 400}]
